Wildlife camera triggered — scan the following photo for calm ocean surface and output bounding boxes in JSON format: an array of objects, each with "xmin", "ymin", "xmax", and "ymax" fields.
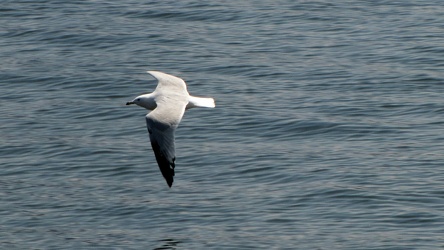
[{"xmin": 1, "ymin": 1, "xmax": 444, "ymax": 249}]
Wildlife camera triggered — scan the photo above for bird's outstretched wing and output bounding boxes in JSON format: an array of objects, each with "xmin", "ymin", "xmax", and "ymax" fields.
[
  {"xmin": 145, "ymin": 100, "xmax": 186, "ymax": 187},
  {"xmin": 147, "ymin": 71, "xmax": 188, "ymax": 95}
]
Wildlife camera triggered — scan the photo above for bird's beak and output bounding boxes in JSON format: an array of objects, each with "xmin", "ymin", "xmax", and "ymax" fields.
[{"xmin": 126, "ymin": 101, "xmax": 134, "ymax": 105}]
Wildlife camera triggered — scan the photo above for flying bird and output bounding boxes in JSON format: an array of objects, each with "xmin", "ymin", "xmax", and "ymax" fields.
[{"xmin": 126, "ymin": 71, "xmax": 215, "ymax": 187}]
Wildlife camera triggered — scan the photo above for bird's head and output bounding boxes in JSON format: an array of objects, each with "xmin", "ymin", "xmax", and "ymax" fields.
[
  {"xmin": 126, "ymin": 93, "xmax": 157, "ymax": 110},
  {"xmin": 125, "ymin": 96, "xmax": 141, "ymax": 106}
]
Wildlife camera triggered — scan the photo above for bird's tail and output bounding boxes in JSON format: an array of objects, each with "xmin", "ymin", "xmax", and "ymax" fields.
[{"xmin": 187, "ymin": 96, "xmax": 216, "ymax": 109}]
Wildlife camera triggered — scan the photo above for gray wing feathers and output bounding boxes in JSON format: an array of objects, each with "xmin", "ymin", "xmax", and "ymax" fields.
[
  {"xmin": 146, "ymin": 115, "xmax": 177, "ymax": 187},
  {"xmin": 145, "ymin": 103, "xmax": 185, "ymax": 188}
]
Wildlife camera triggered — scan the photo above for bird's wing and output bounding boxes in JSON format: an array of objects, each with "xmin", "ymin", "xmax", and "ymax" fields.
[
  {"xmin": 145, "ymin": 99, "xmax": 187, "ymax": 187},
  {"xmin": 147, "ymin": 71, "xmax": 189, "ymax": 95}
]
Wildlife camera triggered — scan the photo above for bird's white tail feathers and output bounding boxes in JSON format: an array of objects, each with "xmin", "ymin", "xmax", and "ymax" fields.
[{"xmin": 187, "ymin": 96, "xmax": 216, "ymax": 109}]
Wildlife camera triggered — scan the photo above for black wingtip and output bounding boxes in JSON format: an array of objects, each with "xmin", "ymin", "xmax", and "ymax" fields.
[
  {"xmin": 150, "ymin": 139, "xmax": 176, "ymax": 188},
  {"xmin": 165, "ymin": 162, "xmax": 175, "ymax": 188},
  {"xmin": 158, "ymin": 164, "xmax": 174, "ymax": 188},
  {"xmin": 166, "ymin": 179, "xmax": 173, "ymax": 188}
]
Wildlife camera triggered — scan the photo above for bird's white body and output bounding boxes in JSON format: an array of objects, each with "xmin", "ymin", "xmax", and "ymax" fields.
[
  {"xmin": 126, "ymin": 71, "xmax": 215, "ymax": 187},
  {"xmin": 132, "ymin": 89, "xmax": 215, "ymax": 111}
]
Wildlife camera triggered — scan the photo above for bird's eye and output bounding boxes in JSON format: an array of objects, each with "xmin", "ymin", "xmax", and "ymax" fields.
[{"xmin": 136, "ymin": 98, "xmax": 141, "ymax": 101}]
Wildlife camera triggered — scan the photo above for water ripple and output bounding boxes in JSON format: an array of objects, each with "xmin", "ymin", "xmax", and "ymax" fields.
[{"xmin": 1, "ymin": 0, "xmax": 444, "ymax": 249}]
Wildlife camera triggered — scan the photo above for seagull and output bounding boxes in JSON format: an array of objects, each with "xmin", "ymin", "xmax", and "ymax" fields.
[{"xmin": 126, "ymin": 71, "xmax": 215, "ymax": 187}]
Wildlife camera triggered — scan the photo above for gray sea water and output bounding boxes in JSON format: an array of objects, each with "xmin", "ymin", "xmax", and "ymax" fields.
[{"xmin": 1, "ymin": 1, "xmax": 444, "ymax": 249}]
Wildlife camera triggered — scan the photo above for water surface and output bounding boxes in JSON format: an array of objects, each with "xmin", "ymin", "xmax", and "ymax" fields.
[{"xmin": 1, "ymin": 1, "xmax": 444, "ymax": 249}]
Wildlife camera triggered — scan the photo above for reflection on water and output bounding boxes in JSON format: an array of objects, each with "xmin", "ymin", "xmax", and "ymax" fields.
[{"xmin": 153, "ymin": 238, "xmax": 181, "ymax": 250}]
